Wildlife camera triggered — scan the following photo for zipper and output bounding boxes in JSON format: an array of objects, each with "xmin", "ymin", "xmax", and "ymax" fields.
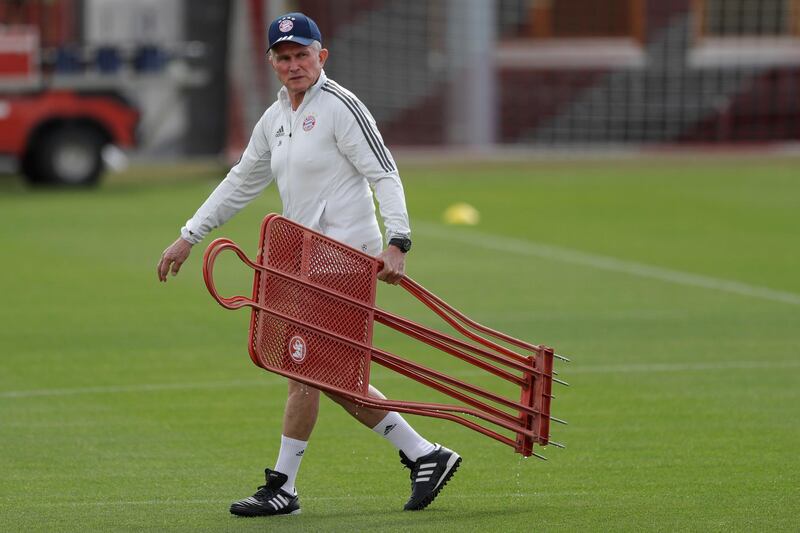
[
  {"xmin": 282, "ymin": 95, "xmax": 309, "ymax": 219},
  {"xmin": 280, "ymin": 83, "xmax": 319, "ymax": 219},
  {"xmin": 281, "ymin": 101, "xmax": 293, "ymax": 217}
]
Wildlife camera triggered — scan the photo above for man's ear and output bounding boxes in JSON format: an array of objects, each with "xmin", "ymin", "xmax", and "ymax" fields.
[{"xmin": 319, "ymin": 48, "xmax": 329, "ymax": 66}]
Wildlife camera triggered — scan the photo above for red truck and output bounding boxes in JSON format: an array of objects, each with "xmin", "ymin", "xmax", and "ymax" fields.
[
  {"xmin": 0, "ymin": 90, "xmax": 139, "ymax": 186},
  {"xmin": 0, "ymin": 26, "xmax": 139, "ymax": 186}
]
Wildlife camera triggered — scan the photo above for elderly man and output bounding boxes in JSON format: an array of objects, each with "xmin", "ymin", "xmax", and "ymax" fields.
[{"xmin": 157, "ymin": 13, "xmax": 460, "ymax": 517}]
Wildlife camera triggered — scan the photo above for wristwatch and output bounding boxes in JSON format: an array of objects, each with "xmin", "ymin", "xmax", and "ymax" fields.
[{"xmin": 388, "ymin": 236, "xmax": 412, "ymax": 253}]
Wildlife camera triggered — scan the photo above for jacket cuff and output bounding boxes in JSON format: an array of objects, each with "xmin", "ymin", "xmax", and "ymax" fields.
[
  {"xmin": 180, "ymin": 225, "xmax": 203, "ymax": 245},
  {"xmin": 386, "ymin": 230, "xmax": 410, "ymax": 242}
]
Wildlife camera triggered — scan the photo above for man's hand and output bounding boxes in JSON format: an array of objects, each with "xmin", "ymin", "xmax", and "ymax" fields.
[
  {"xmin": 376, "ymin": 245, "xmax": 406, "ymax": 285},
  {"xmin": 158, "ymin": 237, "xmax": 193, "ymax": 282}
]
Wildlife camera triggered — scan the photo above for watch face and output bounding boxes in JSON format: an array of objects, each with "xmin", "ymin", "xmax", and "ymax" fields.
[{"xmin": 390, "ymin": 238, "xmax": 411, "ymax": 253}]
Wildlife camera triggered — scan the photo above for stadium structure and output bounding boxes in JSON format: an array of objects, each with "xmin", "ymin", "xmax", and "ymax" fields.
[{"xmin": 2, "ymin": 0, "xmax": 798, "ymax": 158}]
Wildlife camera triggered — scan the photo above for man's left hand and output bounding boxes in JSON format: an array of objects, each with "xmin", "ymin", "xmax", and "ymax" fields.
[{"xmin": 376, "ymin": 245, "xmax": 406, "ymax": 285}]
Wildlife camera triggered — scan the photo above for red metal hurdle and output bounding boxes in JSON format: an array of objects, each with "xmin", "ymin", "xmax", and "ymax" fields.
[{"xmin": 202, "ymin": 214, "xmax": 568, "ymax": 458}]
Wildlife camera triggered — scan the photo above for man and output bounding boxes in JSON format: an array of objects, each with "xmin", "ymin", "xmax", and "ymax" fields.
[{"xmin": 157, "ymin": 13, "xmax": 460, "ymax": 517}]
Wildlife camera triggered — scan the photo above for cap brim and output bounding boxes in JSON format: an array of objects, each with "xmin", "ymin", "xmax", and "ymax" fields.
[{"xmin": 268, "ymin": 35, "xmax": 316, "ymax": 50}]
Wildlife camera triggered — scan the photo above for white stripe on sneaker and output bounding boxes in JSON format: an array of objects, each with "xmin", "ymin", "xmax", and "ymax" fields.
[
  {"xmin": 434, "ymin": 452, "xmax": 461, "ymax": 490},
  {"xmin": 419, "ymin": 463, "xmax": 437, "ymax": 469},
  {"xmin": 416, "ymin": 477, "xmax": 431, "ymax": 482}
]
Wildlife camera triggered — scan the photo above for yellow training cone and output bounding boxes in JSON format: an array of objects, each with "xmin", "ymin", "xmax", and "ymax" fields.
[{"xmin": 443, "ymin": 203, "xmax": 480, "ymax": 226}]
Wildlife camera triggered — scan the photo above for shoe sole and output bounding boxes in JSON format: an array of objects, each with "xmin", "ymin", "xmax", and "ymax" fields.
[
  {"xmin": 404, "ymin": 453, "xmax": 462, "ymax": 511},
  {"xmin": 230, "ymin": 506, "xmax": 301, "ymax": 517}
]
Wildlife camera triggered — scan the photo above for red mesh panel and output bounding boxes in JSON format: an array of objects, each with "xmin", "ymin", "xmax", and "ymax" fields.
[
  {"xmin": 261, "ymin": 218, "xmax": 377, "ymax": 305},
  {"xmin": 264, "ymin": 219, "xmax": 304, "ymax": 276},
  {"xmin": 307, "ymin": 235, "xmax": 375, "ymax": 304},
  {"xmin": 252, "ymin": 312, "xmax": 370, "ymax": 394},
  {"xmin": 258, "ymin": 273, "xmax": 372, "ymax": 342},
  {"xmin": 248, "ymin": 217, "xmax": 377, "ymax": 395}
]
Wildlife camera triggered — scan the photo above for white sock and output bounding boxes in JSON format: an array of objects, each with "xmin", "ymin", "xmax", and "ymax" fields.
[
  {"xmin": 273, "ymin": 435, "xmax": 307, "ymax": 493},
  {"xmin": 372, "ymin": 412, "xmax": 436, "ymax": 461}
]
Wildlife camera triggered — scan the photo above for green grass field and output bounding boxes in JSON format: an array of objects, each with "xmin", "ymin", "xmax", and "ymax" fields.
[{"xmin": 1, "ymin": 155, "xmax": 798, "ymax": 531}]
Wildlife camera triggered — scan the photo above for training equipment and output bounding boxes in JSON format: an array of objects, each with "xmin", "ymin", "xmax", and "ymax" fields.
[
  {"xmin": 400, "ymin": 444, "xmax": 461, "ymax": 511},
  {"xmin": 443, "ymin": 203, "xmax": 480, "ymax": 226},
  {"xmin": 229, "ymin": 469, "xmax": 301, "ymax": 517},
  {"xmin": 203, "ymin": 214, "xmax": 568, "ymax": 459}
]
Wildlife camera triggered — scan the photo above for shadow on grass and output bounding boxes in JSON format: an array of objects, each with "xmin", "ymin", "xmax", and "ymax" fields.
[
  {"xmin": 0, "ymin": 162, "xmax": 228, "ymax": 197},
  {"xmin": 0, "ymin": 174, "xmax": 29, "ymax": 193},
  {"xmin": 218, "ymin": 507, "xmax": 533, "ymax": 533}
]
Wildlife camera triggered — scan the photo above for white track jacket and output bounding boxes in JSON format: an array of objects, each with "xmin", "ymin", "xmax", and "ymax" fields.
[{"xmin": 181, "ymin": 70, "xmax": 410, "ymax": 255}]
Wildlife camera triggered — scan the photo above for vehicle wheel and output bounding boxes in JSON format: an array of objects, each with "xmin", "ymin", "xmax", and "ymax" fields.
[
  {"xmin": 19, "ymin": 148, "xmax": 38, "ymax": 183},
  {"xmin": 25, "ymin": 125, "xmax": 106, "ymax": 187}
]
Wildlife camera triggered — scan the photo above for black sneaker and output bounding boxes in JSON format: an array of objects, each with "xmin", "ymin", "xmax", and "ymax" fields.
[
  {"xmin": 229, "ymin": 469, "xmax": 301, "ymax": 517},
  {"xmin": 400, "ymin": 444, "xmax": 461, "ymax": 511}
]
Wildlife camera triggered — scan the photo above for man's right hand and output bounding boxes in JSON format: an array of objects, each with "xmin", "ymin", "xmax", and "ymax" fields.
[{"xmin": 158, "ymin": 237, "xmax": 193, "ymax": 282}]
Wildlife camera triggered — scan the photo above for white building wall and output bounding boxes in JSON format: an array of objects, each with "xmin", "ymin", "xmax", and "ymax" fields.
[{"xmin": 84, "ymin": 0, "xmax": 188, "ymax": 157}]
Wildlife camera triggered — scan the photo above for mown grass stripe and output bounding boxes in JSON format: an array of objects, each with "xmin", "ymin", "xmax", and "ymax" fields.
[
  {"xmin": 3, "ymin": 360, "xmax": 797, "ymax": 399},
  {"xmin": 417, "ymin": 222, "xmax": 800, "ymax": 306}
]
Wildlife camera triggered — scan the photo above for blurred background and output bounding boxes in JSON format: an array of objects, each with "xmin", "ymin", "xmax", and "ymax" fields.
[{"xmin": 1, "ymin": 0, "xmax": 799, "ymax": 186}]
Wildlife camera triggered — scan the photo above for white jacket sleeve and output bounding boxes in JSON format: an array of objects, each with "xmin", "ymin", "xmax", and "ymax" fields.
[
  {"xmin": 180, "ymin": 114, "xmax": 274, "ymax": 244},
  {"xmin": 332, "ymin": 96, "xmax": 411, "ymax": 241}
]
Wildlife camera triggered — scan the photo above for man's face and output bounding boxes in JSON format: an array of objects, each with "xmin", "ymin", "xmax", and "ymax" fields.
[{"xmin": 270, "ymin": 42, "xmax": 328, "ymax": 95}]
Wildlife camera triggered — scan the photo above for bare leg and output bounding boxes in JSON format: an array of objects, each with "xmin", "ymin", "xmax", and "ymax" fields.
[
  {"xmin": 324, "ymin": 384, "xmax": 388, "ymax": 428},
  {"xmin": 326, "ymin": 384, "xmax": 436, "ymax": 461},
  {"xmin": 282, "ymin": 379, "xmax": 320, "ymax": 440}
]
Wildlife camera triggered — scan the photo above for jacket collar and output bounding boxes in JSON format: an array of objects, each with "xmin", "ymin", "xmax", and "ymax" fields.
[{"xmin": 278, "ymin": 69, "xmax": 328, "ymax": 112}]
